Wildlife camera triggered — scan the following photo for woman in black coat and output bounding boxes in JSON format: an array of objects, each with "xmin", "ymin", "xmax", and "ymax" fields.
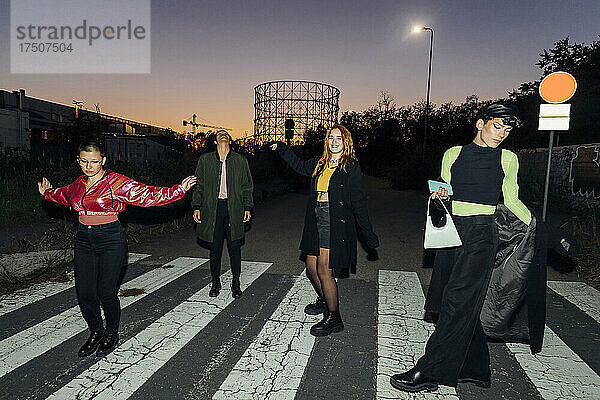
[{"xmin": 271, "ymin": 125, "xmax": 379, "ymax": 336}]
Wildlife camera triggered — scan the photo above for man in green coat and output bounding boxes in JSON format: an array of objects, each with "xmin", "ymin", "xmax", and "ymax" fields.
[{"xmin": 192, "ymin": 131, "xmax": 253, "ymax": 298}]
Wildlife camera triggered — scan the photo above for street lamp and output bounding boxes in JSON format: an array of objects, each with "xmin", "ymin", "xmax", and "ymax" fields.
[{"xmin": 412, "ymin": 25, "xmax": 434, "ymax": 163}]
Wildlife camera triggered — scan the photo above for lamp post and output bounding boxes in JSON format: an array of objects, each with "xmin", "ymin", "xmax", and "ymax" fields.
[{"xmin": 413, "ymin": 25, "xmax": 434, "ymax": 163}]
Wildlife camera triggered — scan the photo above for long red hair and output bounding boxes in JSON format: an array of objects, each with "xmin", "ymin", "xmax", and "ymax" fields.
[{"xmin": 312, "ymin": 124, "xmax": 357, "ymax": 177}]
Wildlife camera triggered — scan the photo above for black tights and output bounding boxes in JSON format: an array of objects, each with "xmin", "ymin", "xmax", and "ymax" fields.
[{"xmin": 306, "ymin": 248, "xmax": 339, "ymax": 311}]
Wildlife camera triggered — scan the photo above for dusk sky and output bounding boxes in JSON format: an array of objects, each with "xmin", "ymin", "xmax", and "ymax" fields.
[{"xmin": 1, "ymin": 0, "xmax": 598, "ymax": 138}]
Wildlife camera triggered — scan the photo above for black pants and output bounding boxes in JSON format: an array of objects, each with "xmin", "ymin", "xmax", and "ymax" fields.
[
  {"xmin": 210, "ymin": 199, "xmax": 242, "ymax": 282},
  {"xmin": 416, "ymin": 214, "xmax": 498, "ymax": 386},
  {"xmin": 74, "ymin": 221, "xmax": 127, "ymax": 333}
]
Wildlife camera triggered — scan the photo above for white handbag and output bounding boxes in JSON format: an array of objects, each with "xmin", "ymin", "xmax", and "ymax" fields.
[{"xmin": 424, "ymin": 197, "xmax": 462, "ymax": 249}]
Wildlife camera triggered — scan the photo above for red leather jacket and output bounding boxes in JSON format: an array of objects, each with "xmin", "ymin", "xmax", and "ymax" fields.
[{"xmin": 44, "ymin": 171, "xmax": 186, "ymax": 215}]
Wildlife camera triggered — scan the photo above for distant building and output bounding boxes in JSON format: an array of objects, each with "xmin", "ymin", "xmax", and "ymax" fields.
[
  {"xmin": 0, "ymin": 108, "xmax": 30, "ymax": 159},
  {"xmin": 103, "ymin": 133, "xmax": 180, "ymax": 164},
  {"xmin": 0, "ymin": 88, "xmax": 179, "ymax": 160},
  {"xmin": 1, "ymin": 89, "xmax": 75, "ymax": 143}
]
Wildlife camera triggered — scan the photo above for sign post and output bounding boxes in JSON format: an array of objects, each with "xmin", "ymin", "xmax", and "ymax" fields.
[
  {"xmin": 542, "ymin": 130, "xmax": 555, "ymax": 222},
  {"xmin": 538, "ymin": 71, "xmax": 577, "ymax": 222}
]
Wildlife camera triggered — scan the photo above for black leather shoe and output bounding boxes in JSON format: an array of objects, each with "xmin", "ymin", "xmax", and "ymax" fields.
[
  {"xmin": 310, "ymin": 310, "xmax": 344, "ymax": 337},
  {"xmin": 209, "ymin": 280, "xmax": 222, "ymax": 297},
  {"xmin": 78, "ymin": 328, "xmax": 104, "ymax": 357},
  {"xmin": 458, "ymin": 377, "xmax": 491, "ymax": 388},
  {"xmin": 96, "ymin": 330, "xmax": 119, "ymax": 357},
  {"xmin": 390, "ymin": 368, "xmax": 438, "ymax": 392},
  {"xmin": 231, "ymin": 279, "xmax": 243, "ymax": 299},
  {"xmin": 304, "ymin": 296, "xmax": 326, "ymax": 315}
]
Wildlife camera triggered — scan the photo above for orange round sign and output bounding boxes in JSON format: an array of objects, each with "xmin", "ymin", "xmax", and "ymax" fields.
[{"xmin": 539, "ymin": 71, "xmax": 577, "ymax": 103}]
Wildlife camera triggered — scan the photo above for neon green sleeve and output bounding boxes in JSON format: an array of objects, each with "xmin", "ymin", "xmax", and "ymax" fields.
[
  {"xmin": 441, "ymin": 146, "xmax": 462, "ymax": 184},
  {"xmin": 501, "ymin": 150, "xmax": 532, "ymax": 225}
]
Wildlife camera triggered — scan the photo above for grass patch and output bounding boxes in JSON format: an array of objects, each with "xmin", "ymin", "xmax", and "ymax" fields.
[
  {"xmin": 566, "ymin": 209, "xmax": 600, "ymax": 283},
  {"xmin": 0, "ymin": 259, "xmax": 73, "ymax": 296}
]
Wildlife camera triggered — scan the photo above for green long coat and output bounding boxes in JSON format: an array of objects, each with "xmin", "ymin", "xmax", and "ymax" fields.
[{"xmin": 191, "ymin": 151, "xmax": 253, "ymax": 243}]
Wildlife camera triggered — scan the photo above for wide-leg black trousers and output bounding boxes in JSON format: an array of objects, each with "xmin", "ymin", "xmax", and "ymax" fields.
[
  {"xmin": 417, "ymin": 214, "xmax": 498, "ymax": 386},
  {"xmin": 210, "ymin": 199, "xmax": 242, "ymax": 282},
  {"xmin": 74, "ymin": 221, "xmax": 128, "ymax": 333}
]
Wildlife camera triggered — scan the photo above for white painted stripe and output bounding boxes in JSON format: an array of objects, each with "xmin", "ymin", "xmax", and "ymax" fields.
[
  {"xmin": 0, "ymin": 253, "xmax": 150, "ymax": 317},
  {"xmin": 547, "ymin": 280, "xmax": 600, "ymax": 324},
  {"xmin": 0, "ymin": 257, "xmax": 206, "ymax": 379},
  {"xmin": 47, "ymin": 261, "xmax": 272, "ymax": 400},
  {"xmin": 507, "ymin": 327, "xmax": 600, "ymax": 399},
  {"xmin": 126, "ymin": 252, "xmax": 151, "ymax": 264},
  {"xmin": 377, "ymin": 270, "xmax": 458, "ymax": 399},
  {"xmin": 214, "ymin": 272, "xmax": 316, "ymax": 400}
]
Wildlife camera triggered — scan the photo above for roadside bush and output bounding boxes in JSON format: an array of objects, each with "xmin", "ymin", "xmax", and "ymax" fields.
[
  {"xmin": 1, "ymin": 148, "xmax": 294, "ymax": 253},
  {"xmin": 561, "ymin": 205, "xmax": 600, "ymax": 283}
]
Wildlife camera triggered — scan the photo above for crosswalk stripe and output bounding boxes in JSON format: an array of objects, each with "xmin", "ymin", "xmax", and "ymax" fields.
[
  {"xmin": 47, "ymin": 261, "xmax": 272, "ymax": 400},
  {"xmin": 0, "ymin": 252, "xmax": 150, "ymax": 317},
  {"xmin": 213, "ymin": 271, "xmax": 316, "ymax": 400},
  {"xmin": 1, "ymin": 265, "xmax": 598, "ymax": 400},
  {"xmin": 507, "ymin": 326, "xmax": 600, "ymax": 399},
  {"xmin": 547, "ymin": 280, "xmax": 600, "ymax": 324},
  {"xmin": 377, "ymin": 270, "xmax": 458, "ymax": 399},
  {"xmin": 0, "ymin": 256, "xmax": 206, "ymax": 379}
]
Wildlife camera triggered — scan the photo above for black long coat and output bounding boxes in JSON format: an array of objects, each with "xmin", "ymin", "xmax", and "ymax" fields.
[{"xmin": 277, "ymin": 142, "xmax": 379, "ymax": 278}]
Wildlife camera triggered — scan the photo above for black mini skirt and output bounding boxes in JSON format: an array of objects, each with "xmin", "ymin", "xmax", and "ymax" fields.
[{"xmin": 315, "ymin": 201, "xmax": 330, "ymax": 249}]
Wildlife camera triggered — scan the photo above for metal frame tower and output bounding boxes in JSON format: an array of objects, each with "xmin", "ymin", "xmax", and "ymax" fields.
[{"xmin": 253, "ymin": 81, "xmax": 340, "ymax": 145}]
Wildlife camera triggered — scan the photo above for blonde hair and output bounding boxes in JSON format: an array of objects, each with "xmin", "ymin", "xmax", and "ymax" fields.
[{"xmin": 312, "ymin": 124, "xmax": 356, "ymax": 177}]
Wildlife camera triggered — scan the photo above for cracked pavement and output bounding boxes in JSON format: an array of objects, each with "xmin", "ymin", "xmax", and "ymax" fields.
[
  {"xmin": 0, "ymin": 253, "xmax": 149, "ymax": 317},
  {"xmin": 1, "ymin": 177, "xmax": 599, "ymax": 400},
  {"xmin": 46, "ymin": 261, "xmax": 272, "ymax": 400},
  {"xmin": 378, "ymin": 270, "xmax": 459, "ymax": 400},
  {"xmin": 0, "ymin": 257, "xmax": 205, "ymax": 380},
  {"xmin": 507, "ymin": 327, "xmax": 600, "ymax": 399},
  {"xmin": 214, "ymin": 271, "xmax": 316, "ymax": 399}
]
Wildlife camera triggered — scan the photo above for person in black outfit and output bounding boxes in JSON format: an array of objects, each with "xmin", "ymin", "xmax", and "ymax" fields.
[
  {"xmin": 192, "ymin": 131, "xmax": 253, "ymax": 298},
  {"xmin": 390, "ymin": 103, "xmax": 531, "ymax": 392},
  {"xmin": 271, "ymin": 124, "xmax": 379, "ymax": 337}
]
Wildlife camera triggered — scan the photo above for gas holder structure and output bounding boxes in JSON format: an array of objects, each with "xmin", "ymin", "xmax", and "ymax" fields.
[{"xmin": 253, "ymin": 80, "xmax": 340, "ymax": 145}]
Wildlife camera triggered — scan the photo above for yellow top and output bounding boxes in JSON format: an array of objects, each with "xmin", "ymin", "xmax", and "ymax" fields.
[{"xmin": 316, "ymin": 162, "xmax": 337, "ymax": 192}]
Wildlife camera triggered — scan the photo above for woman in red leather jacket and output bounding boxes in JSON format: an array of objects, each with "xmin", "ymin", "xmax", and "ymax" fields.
[{"xmin": 38, "ymin": 140, "xmax": 196, "ymax": 357}]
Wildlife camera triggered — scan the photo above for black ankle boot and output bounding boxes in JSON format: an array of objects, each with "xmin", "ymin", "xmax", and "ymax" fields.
[
  {"xmin": 96, "ymin": 330, "xmax": 119, "ymax": 357},
  {"xmin": 78, "ymin": 328, "xmax": 104, "ymax": 357},
  {"xmin": 231, "ymin": 278, "xmax": 242, "ymax": 299},
  {"xmin": 310, "ymin": 310, "xmax": 344, "ymax": 337},
  {"xmin": 304, "ymin": 296, "xmax": 326, "ymax": 315},
  {"xmin": 209, "ymin": 279, "xmax": 222, "ymax": 297}
]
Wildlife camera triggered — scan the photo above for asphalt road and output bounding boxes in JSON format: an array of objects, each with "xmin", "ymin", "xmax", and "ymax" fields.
[
  {"xmin": 0, "ymin": 177, "xmax": 598, "ymax": 400},
  {"xmin": 134, "ymin": 176, "xmax": 435, "ymax": 282}
]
